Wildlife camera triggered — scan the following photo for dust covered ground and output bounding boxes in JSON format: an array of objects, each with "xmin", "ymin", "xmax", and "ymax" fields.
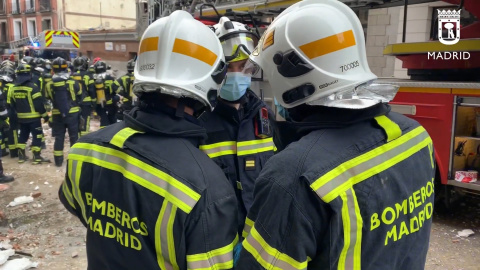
[{"xmin": 0, "ymin": 119, "xmax": 479, "ymax": 269}]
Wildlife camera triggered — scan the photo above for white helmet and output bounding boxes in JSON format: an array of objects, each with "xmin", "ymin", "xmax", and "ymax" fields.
[
  {"xmin": 247, "ymin": 0, "xmax": 383, "ymax": 109},
  {"xmin": 133, "ymin": 10, "xmax": 227, "ymax": 111},
  {"xmin": 212, "ymin": 17, "xmax": 259, "ymax": 63}
]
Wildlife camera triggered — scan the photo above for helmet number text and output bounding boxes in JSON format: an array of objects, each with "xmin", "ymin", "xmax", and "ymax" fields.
[
  {"xmin": 340, "ymin": 60, "xmax": 359, "ymax": 73},
  {"xmin": 139, "ymin": 64, "xmax": 155, "ymax": 71}
]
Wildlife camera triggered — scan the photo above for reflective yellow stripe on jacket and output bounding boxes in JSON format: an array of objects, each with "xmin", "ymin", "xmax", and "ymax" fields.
[
  {"xmin": 199, "ymin": 138, "xmax": 275, "ymax": 158},
  {"xmin": 310, "ymin": 123, "xmax": 432, "ymax": 270},
  {"xmin": 243, "ymin": 224, "xmax": 308, "ymax": 270},
  {"xmin": 186, "ymin": 235, "xmax": 238, "ymax": 270},
  {"xmin": 155, "ymin": 200, "xmax": 179, "ymax": 270},
  {"xmin": 68, "ymin": 142, "xmax": 201, "ymax": 214}
]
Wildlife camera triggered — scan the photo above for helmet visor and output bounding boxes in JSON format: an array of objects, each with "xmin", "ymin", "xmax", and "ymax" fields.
[
  {"xmin": 220, "ymin": 32, "xmax": 258, "ymax": 63},
  {"xmin": 242, "ymin": 58, "xmax": 261, "ymax": 77}
]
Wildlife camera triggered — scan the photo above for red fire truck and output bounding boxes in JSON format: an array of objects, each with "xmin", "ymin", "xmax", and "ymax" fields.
[{"xmin": 382, "ymin": 0, "xmax": 480, "ymax": 205}]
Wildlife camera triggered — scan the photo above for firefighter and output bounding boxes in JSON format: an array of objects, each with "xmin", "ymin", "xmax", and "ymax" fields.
[
  {"xmin": 46, "ymin": 57, "xmax": 83, "ymax": 167},
  {"xmin": 115, "ymin": 59, "xmax": 135, "ymax": 120},
  {"xmin": 237, "ymin": 0, "xmax": 435, "ymax": 269},
  {"xmin": 31, "ymin": 58, "xmax": 48, "ymax": 150},
  {"xmin": 93, "ymin": 60, "xmax": 121, "ymax": 127},
  {"xmin": 0, "ymin": 70, "xmax": 14, "ymax": 183},
  {"xmin": 2, "ymin": 66, "xmax": 18, "ymax": 158},
  {"xmin": 58, "ymin": 10, "xmax": 238, "ymax": 269},
  {"xmin": 0, "ymin": 66, "xmax": 14, "ymax": 157},
  {"xmin": 72, "ymin": 57, "xmax": 96, "ymax": 136},
  {"xmin": 10, "ymin": 64, "xmax": 50, "ymax": 164},
  {"xmin": 199, "ymin": 17, "xmax": 275, "ymax": 236}
]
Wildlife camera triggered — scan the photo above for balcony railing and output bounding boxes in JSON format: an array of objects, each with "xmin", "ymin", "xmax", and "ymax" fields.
[
  {"xmin": 39, "ymin": 0, "xmax": 51, "ymax": 12},
  {"xmin": 11, "ymin": 8, "xmax": 20, "ymax": 14},
  {"xmin": 25, "ymin": 7, "xmax": 35, "ymax": 13}
]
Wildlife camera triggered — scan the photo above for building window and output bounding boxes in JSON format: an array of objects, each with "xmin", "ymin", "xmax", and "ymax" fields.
[
  {"xmin": 430, "ymin": 6, "xmax": 478, "ymax": 40},
  {"xmin": 25, "ymin": 0, "xmax": 35, "ymax": 13},
  {"xmin": 42, "ymin": 18, "xmax": 52, "ymax": 30},
  {"xmin": 27, "ymin": 19, "xmax": 36, "ymax": 37},
  {"xmin": 0, "ymin": 0, "xmax": 6, "ymax": 14},
  {"xmin": 13, "ymin": 20, "xmax": 22, "ymax": 40},
  {"xmin": 0, "ymin": 22, "xmax": 7, "ymax": 42},
  {"xmin": 39, "ymin": 0, "xmax": 51, "ymax": 12},
  {"xmin": 11, "ymin": 0, "xmax": 20, "ymax": 14}
]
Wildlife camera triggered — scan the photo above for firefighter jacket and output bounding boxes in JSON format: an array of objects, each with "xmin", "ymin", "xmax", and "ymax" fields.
[
  {"xmin": 46, "ymin": 74, "xmax": 83, "ymax": 118},
  {"xmin": 10, "ymin": 77, "xmax": 47, "ymax": 123},
  {"xmin": 236, "ymin": 103, "xmax": 435, "ymax": 270},
  {"xmin": 117, "ymin": 73, "xmax": 135, "ymax": 106},
  {"xmin": 42, "ymin": 72, "xmax": 52, "ymax": 98},
  {"xmin": 32, "ymin": 71, "xmax": 45, "ymax": 96},
  {"xmin": 4, "ymin": 82, "xmax": 15, "ymax": 121},
  {"xmin": 59, "ymin": 105, "xmax": 239, "ymax": 270},
  {"xmin": 0, "ymin": 80, "xmax": 9, "ymax": 126},
  {"xmin": 94, "ymin": 73, "xmax": 120, "ymax": 106},
  {"xmin": 199, "ymin": 90, "xmax": 275, "ymax": 234},
  {"xmin": 72, "ymin": 70, "xmax": 96, "ymax": 106}
]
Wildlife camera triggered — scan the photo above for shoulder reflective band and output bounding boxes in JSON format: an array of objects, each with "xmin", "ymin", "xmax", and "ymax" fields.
[
  {"xmin": 311, "ymin": 126, "xmax": 432, "ymax": 203},
  {"xmin": 199, "ymin": 141, "xmax": 237, "ymax": 158},
  {"xmin": 155, "ymin": 200, "xmax": 179, "ymax": 270},
  {"xmin": 243, "ymin": 226, "xmax": 308, "ymax": 270},
  {"xmin": 299, "ymin": 30, "xmax": 356, "ymax": 60},
  {"xmin": 110, "ymin": 127, "xmax": 144, "ymax": 149},
  {"xmin": 32, "ymin": 92, "xmax": 42, "ymax": 99},
  {"xmin": 54, "ymin": 81, "xmax": 66, "ymax": 87},
  {"xmin": 172, "ymin": 38, "xmax": 217, "ymax": 66},
  {"xmin": 187, "ymin": 235, "xmax": 238, "ymax": 270},
  {"xmin": 69, "ymin": 143, "xmax": 201, "ymax": 213},
  {"xmin": 200, "ymin": 138, "xmax": 275, "ymax": 158},
  {"xmin": 237, "ymin": 138, "xmax": 274, "ymax": 156},
  {"xmin": 374, "ymin": 116, "xmax": 402, "ymax": 142},
  {"xmin": 139, "ymin": 37, "xmax": 159, "ymax": 54}
]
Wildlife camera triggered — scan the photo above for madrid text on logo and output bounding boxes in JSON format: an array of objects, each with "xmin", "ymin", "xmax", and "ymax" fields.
[{"xmin": 438, "ymin": 9, "xmax": 461, "ymax": 45}]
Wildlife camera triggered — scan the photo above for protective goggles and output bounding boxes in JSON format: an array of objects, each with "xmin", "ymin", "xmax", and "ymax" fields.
[
  {"xmin": 242, "ymin": 58, "xmax": 261, "ymax": 77},
  {"xmin": 220, "ymin": 31, "xmax": 259, "ymax": 63}
]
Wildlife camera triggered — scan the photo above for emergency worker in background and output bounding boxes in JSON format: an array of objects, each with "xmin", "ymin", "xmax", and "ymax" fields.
[
  {"xmin": 1, "ymin": 65, "xmax": 18, "ymax": 158},
  {"xmin": 0, "ymin": 69, "xmax": 14, "ymax": 183},
  {"xmin": 59, "ymin": 10, "xmax": 238, "ymax": 269},
  {"xmin": 72, "ymin": 57, "xmax": 96, "ymax": 136},
  {"xmin": 94, "ymin": 60, "xmax": 121, "ymax": 127},
  {"xmin": 237, "ymin": 0, "xmax": 436, "ymax": 269},
  {"xmin": 0, "ymin": 65, "xmax": 15, "ymax": 156},
  {"xmin": 46, "ymin": 57, "xmax": 83, "ymax": 167},
  {"xmin": 31, "ymin": 58, "xmax": 48, "ymax": 149},
  {"xmin": 116, "ymin": 59, "xmax": 135, "ymax": 120},
  {"xmin": 10, "ymin": 64, "xmax": 50, "ymax": 164},
  {"xmin": 199, "ymin": 17, "xmax": 275, "ymax": 237}
]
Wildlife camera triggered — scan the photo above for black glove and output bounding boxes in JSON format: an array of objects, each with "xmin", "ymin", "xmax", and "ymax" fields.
[{"xmin": 43, "ymin": 115, "xmax": 49, "ymax": 123}]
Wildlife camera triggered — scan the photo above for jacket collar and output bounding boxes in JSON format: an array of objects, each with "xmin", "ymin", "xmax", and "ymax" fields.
[
  {"xmin": 123, "ymin": 106, "xmax": 208, "ymax": 146},
  {"xmin": 214, "ymin": 89, "xmax": 263, "ymax": 123},
  {"xmin": 273, "ymin": 103, "xmax": 391, "ymax": 151}
]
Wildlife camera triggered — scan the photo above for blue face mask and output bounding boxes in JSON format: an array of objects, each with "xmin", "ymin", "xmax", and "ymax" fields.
[
  {"xmin": 274, "ymin": 97, "xmax": 290, "ymax": 120},
  {"xmin": 220, "ymin": 72, "xmax": 251, "ymax": 102}
]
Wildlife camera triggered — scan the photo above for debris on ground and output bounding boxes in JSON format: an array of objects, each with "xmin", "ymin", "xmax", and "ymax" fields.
[
  {"xmin": 0, "ymin": 249, "xmax": 15, "ymax": 265},
  {"xmin": 0, "ymin": 184, "xmax": 9, "ymax": 192},
  {"xmin": 7, "ymin": 197, "xmax": 34, "ymax": 207},
  {"xmin": 0, "ymin": 257, "xmax": 38, "ymax": 269},
  {"xmin": 457, "ymin": 229, "xmax": 475, "ymax": 238}
]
